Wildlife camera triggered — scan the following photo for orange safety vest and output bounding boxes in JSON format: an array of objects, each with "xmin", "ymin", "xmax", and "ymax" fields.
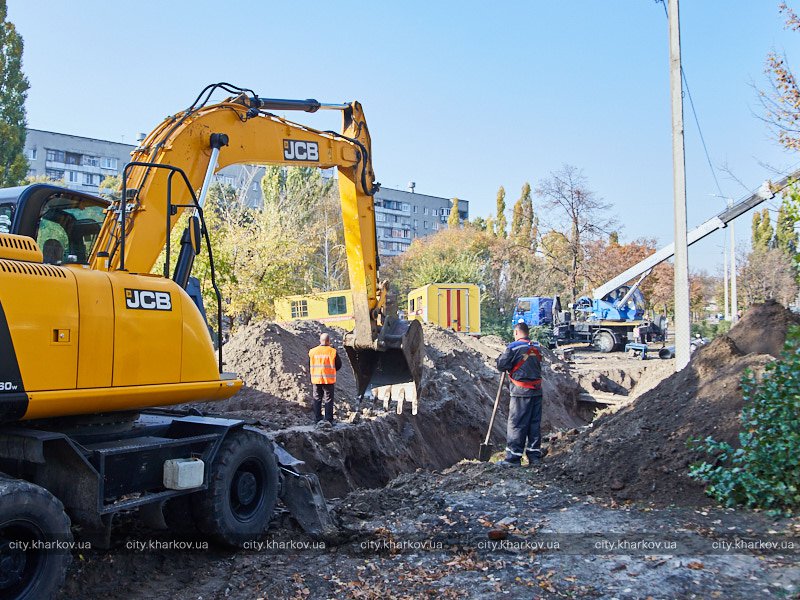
[{"xmin": 309, "ymin": 345, "xmax": 337, "ymax": 384}]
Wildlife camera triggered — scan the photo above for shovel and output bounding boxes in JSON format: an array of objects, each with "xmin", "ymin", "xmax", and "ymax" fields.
[{"xmin": 478, "ymin": 372, "xmax": 506, "ymax": 462}]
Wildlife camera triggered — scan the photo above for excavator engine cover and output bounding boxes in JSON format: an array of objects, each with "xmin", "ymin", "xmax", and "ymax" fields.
[{"xmin": 345, "ymin": 318, "xmax": 424, "ymax": 415}]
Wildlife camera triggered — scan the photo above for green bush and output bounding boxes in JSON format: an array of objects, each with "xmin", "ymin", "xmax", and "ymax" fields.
[
  {"xmin": 689, "ymin": 325, "xmax": 800, "ymax": 513},
  {"xmin": 691, "ymin": 319, "xmax": 732, "ymax": 339}
]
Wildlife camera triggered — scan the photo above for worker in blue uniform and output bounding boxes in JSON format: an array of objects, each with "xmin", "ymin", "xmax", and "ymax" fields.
[{"xmin": 495, "ymin": 322, "xmax": 544, "ymax": 466}]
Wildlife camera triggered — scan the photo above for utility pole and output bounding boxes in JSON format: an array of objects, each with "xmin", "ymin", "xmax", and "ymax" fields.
[
  {"xmin": 729, "ymin": 199, "xmax": 738, "ymax": 323},
  {"xmin": 668, "ymin": 0, "xmax": 691, "ymax": 371},
  {"xmin": 723, "ymin": 236, "xmax": 729, "ymax": 320}
]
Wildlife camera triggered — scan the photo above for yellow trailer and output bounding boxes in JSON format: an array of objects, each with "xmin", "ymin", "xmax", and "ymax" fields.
[
  {"xmin": 274, "ymin": 290, "xmax": 355, "ymax": 330},
  {"xmin": 407, "ymin": 283, "xmax": 481, "ymax": 335}
]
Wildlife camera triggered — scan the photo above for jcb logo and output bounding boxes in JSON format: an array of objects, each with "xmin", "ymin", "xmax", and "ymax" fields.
[
  {"xmin": 283, "ymin": 140, "xmax": 319, "ymax": 161},
  {"xmin": 125, "ymin": 289, "xmax": 172, "ymax": 311},
  {"xmin": 0, "ymin": 382, "xmax": 18, "ymax": 392}
]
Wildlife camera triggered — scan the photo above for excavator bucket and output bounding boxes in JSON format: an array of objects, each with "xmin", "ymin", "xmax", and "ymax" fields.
[{"xmin": 344, "ymin": 318, "xmax": 424, "ymax": 415}]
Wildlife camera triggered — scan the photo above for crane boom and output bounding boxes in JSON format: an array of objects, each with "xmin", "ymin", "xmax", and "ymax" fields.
[{"xmin": 592, "ymin": 169, "xmax": 800, "ymax": 300}]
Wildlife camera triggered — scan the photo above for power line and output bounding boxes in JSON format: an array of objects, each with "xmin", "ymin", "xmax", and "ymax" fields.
[{"xmin": 656, "ymin": 0, "xmax": 725, "ymax": 199}]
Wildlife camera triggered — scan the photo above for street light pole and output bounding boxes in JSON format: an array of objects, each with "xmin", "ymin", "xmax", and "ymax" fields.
[
  {"xmin": 729, "ymin": 199, "xmax": 738, "ymax": 323},
  {"xmin": 668, "ymin": 0, "xmax": 691, "ymax": 371},
  {"xmin": 723, "ymin": 235, "xmax": 729, "ymax": 320}
]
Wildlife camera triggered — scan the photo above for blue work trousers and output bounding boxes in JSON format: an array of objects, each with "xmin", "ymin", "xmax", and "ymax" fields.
[{"xmin": 505, "ymin": 394, "xmax": 543, "ymax": 462}]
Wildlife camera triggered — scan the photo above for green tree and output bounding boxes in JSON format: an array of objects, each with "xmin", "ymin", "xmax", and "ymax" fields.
[
  {"xmin": 448, "ymin": 197, "xmax": 461, "ymax": 228},
  {"xmin": 510, "ymin": 197, "xmax": 523, "ymax": 240},
  {"xmin": 775, "ymin": 199, "xmax": 798, "ymax": 255},
  {"xmin": 495, "ymin": 186, "xmax": 507, "ymax": 238},
  {"xmin": 471, "ymin": 215, "xmax": 487, "ymax": 231},
  {"xmin": 515, "ymin": 181, "xmax": 535, "ymax": 250},
  {"xmin": 0, "ymin": 1, "xmax": 29, "ymax": 187},
  {"xmin": 752, "ymin": 208, "xmax": 774, "ymax": 252},
  {"xmin": 98, "ymin": 174, "xmax": 122, "ymax": 201}
]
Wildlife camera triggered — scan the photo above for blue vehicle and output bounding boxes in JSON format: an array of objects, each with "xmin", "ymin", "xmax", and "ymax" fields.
[
  {"xmin": 513, "ymin": 287, "xmax": 666, "ymax": 353},
  {"xmin": 511, "ymin": 296, "xmax": 555, "ymax": 328}
]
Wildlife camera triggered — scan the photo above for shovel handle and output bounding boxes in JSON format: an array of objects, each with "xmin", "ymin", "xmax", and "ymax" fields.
[{"xmin": 483, "ymin": 371, "xmax": 506, "ymax": 446}]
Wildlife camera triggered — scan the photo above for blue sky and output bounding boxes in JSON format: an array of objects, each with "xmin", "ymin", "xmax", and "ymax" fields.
[{"xmin": 9, "ymin": 1, "xmax": 799, "ymax": 273}]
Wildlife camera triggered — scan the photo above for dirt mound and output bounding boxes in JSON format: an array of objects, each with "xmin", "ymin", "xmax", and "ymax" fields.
[
  {"xmin": 727, "ymin": 299, "xmax": 800, "ymax": 357},
  {"xmin": 190, "ymin": 321, "xmax": 586, "ymax": 497},
  {"xmin": 184, "ymin": 321, "xmax": 358, "ymax": 429},
  {"xmin": 273, "ymin": 325, "xmax": 586, "ymax": 497},
  {"xmin": 550, "ymin": 302, "xmax": 795, "ymax": 506}
]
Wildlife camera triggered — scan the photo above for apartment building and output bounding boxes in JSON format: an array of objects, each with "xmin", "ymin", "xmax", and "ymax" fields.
[
  {"xmin": 23, "ymin": 129, "xmax": 262, "ymax": 206},
  {"xmin": 23, "ymin": 130, "xmax": 467, "ymax": 258},
  {"xmin": 374, "ymin": 183, "xmax": 469, "ymax": 257}
]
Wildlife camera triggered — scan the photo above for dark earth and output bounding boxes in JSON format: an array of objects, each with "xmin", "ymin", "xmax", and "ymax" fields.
[{"xmin": 58, "ymin": 305, "xmax": 800, "ymax": 599}]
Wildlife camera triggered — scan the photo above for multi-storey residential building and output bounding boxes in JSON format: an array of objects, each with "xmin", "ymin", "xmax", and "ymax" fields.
[
  {"xmin": 23, "ymin": 129, "xmax": 263, "ymax": 206},
  {"xmin": 374, "ymin": 183, "xmax": 469, "ymax": 257},
  {"xmin": 23, "ymin": 130, "xmax": 467, "ymax": 258}
]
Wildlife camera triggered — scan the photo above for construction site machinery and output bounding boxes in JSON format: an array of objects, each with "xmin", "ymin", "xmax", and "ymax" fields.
[
  {"xmin": 407, "ymin": 283, "xmax": 481, "ymax": 335},
  {"xmin": 519, "ymin": 169, "xmax": 798, "ymax": 352},
  {"xmin": 0, "ymin": 83, "xmax": 424, "ymax": 599}
]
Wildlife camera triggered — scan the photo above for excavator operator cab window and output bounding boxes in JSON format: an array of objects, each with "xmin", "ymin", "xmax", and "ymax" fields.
[
  {"xmin": 0, "ymin": 204, "xmax": 13, "ymax": 233},
  {"xmin": 35, "ymin": 193, "xmax": 106, "ymax": 265}
]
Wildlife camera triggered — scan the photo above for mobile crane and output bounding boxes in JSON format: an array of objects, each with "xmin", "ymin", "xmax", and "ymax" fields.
[
  {"xmin": 0, "ymin": 83, "xmax": 424, "ymax": 599},
  {"xmin": 514, "ymin": 171, "xmax": 797, "ymax": 352}
]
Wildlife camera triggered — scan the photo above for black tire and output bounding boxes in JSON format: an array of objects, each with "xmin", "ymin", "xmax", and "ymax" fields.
[
  {"xmin": 594, "ymin": 330, "xmax": 616, "ymax": 353},
  {"xmin": 0, "ymin": 479, "xmax": 72, "ymax": 600},
  {"xmin": 192, "ymin": 429, "xmax": 279, "ymax": 546}
]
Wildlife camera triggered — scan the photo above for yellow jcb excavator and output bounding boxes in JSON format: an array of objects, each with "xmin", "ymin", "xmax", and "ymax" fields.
[{"xmin": 0, "ymin": 83, "xmax": 423, "ymax": 599}]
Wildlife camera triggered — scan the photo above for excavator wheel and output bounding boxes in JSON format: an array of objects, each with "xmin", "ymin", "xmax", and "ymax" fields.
[
  {"xmin": 192, "ymin": 429, "xmax": 279, "ymax": 546},
  {"xmin": 0, "ymin": 478, "xmax": 72, "ymax": 600}
]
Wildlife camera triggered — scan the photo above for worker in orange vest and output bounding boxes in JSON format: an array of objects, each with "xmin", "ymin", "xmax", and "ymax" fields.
[{"xmin": 309, "ymin": 333, "xmax": 342, "ymax": 423}]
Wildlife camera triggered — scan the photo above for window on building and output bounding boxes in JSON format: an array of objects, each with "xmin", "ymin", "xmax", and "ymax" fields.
[
  {"xmin": 101, "ymin": 157, "xmax": 118, "ymax": 170},
  {"xmin": 46, "ymin": 168, "xmax": 65, "ymax": 181},
  {"xmin": 65, "ymin": 152, "xmax": 82, "ymax": 165},
  {"xmin": 413, "ymin": 205, "xmax": 417, "ymax": 214},
  {"xmin": 290, "ymin": 300, "xmax": 309, "ymax": 319},
  {"xmin": 433, "ymin": 222, "xmax": 439, "ymax": 231},
  {"xmin": 379, "ymin": 241, "xmax": 386, "ymax": 249},
  {"xmin": 67, "ymin": 171, "xmax": 79, "ymax": 183},
  {"xmin": 327, "ymin": 296, "xmax": 347, "ymax": 316},
  {"xmin": 414, "ymin": 219, "xmax": 418, "ymax": 227},
  {"xmin": 376, "ymin": 212, "xmax": 385, "ymax": 222},
  {"xmin": 83, "ymin": 156, "xmax": 99, "ymax": 167},
  {"xmin": 83, "ymin": 173, "xmax": 96, "ymax": 185},
  {"xmin": 424, "ymin": 207, "xmax": 429, "ymax": 215},
  {"xmin": 46, "ymin": 149, "xmax": 65, "ymax": 163},
  {"xmin": 25, "ymin": 147, "xmax": 37, "ymax": 160},
  {"xmin": 423, "ymin": 221, "xmax": 428, "ymax": 229},
  {"xmin": 402, "ymin": 203, "xmax": 410, "ymax": 212}
]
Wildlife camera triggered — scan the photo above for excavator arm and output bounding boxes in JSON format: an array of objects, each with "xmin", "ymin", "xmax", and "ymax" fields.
[{"xmin": 91, "ymin": 87, "xmax": 423, "ymax": 411}]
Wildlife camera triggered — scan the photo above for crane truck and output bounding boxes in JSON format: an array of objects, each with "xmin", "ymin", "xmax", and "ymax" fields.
[
  {"xmin": 0, "ymin": 83, "xmax": 424, "ymax": 599},
  {"xmin": 514, "ymin": 171, "xmax": 797, "ymax": 352}
]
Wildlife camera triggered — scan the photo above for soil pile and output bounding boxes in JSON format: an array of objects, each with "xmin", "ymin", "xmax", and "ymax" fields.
[
  {"xmin": 191, "ymin": 321, "xmax": 586, "ymax": 497},
  {"xmin": 550, "ymin": 302, "xmax": 798, "ymax": 506},
  {"xmin": 184, "ymin": 321, "xmax": 358, "ymax": 429},
  {"xmin": 726, "ymin": 299, "xmax": 800, "ymax": 357}
]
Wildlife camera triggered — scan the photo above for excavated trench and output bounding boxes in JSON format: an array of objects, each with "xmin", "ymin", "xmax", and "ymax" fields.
[{"xmin": 189, "ymin": 321, "xmax": 588, "ymax": 498}]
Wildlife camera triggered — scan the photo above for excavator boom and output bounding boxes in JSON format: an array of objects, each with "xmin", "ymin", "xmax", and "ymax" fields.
[{"xmin": 89, "ymin": 86, "xmax": 423, "ymax": 412}]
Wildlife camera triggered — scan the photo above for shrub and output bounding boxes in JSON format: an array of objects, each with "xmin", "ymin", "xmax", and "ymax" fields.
[{"xmin": 689, "ymin": 325, "xmax": 800, "ymax": 513}]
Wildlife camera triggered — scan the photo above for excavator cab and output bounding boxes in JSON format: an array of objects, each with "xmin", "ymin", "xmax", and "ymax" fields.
[{"xmin": 0, "ymin": 184, "xmax": 108, "ymax": 264}]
